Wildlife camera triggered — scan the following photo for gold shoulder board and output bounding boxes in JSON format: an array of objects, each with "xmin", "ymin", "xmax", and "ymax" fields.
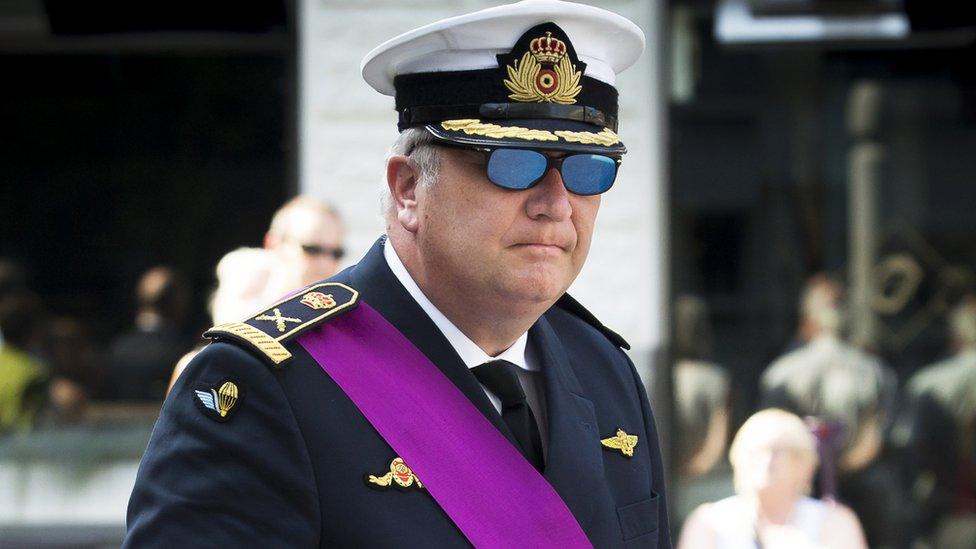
[{"xmin": 204, "ymin": 282, "xmax": 360, "ymax": 368}]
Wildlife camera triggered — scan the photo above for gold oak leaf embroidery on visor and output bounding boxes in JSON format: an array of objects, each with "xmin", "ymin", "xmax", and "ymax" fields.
[
  {"xmin": 554, "ymin": 129, "xmax": 620, "ymax": 146},
  {"xmin": 440, "ymin": 119, "xmax": 558, "ymax": 141},
  {"xmin": 440, "ymin": 120, "xmax": 619, "ymax": 145}
]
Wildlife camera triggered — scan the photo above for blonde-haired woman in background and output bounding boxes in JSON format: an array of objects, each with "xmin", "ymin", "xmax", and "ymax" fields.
[{"xmin": 678, "ymin": 409, "xmax": 867, "ymax": 549}]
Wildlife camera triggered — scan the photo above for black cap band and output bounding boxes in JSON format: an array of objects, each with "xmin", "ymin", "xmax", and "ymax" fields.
[
  {"xmin": 399, "ymin": 101, "xmax": 617, "ymax": 131},
  {"xmin": 393, "ymin": 68, "xmax": 618, "ymax": 131},
  {"xmin": 392, "ymin": 22, "xmax": 619, "ymax": 133}
]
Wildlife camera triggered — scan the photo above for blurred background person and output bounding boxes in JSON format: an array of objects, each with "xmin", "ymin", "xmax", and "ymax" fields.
[
  {"xmin": 0, "ymin": 290, "xmax": 48, "ymax": 434},
  {"xmin": 104, "ymin": 266, "xmax": 192, "ymax": 402},
  {"xmin": 208, "ymin": 247, "xmax": 274, "ymax": 325},
  {"xmin": 761, "ymin": 274, "xmax": 896, "ymax": 473},
  {"xmin": 759, "ymin": 273, "xmax": 901, "ymax": 545},
  {"xmin": 168, "ymin": 247, "xmax": 272, "ymax": 391},
  {"xmin": 901, "ymin": 296, "xmax": 976, "ymax": 547},
  {"xmin": 40, "ymin": 316, "xmax": 102, "ymax": 425},
  {"xmin": 674, "ymin": 294, "xmax": 731, "ymax": 478},
  {"xmin": 0, "ymin": 259, "xmax": 30, "ymax": 347},
  {"xmin": 678, "ymin": 408, "xmax": 867, "ymax": 549},
  {"xmin": 262, "ymin": 195, "xmax": 345, "ymax": 301},
  {"xmin": 761, "ymin": 274, "xmax": 895, "ymax": 475},
  {"xmin": 168, "ymin": 196, "xmax": 343, "ymax": 391},
  {"xmin": 794, "ymin": 274, "xmax": 844, "ymax": 350}
]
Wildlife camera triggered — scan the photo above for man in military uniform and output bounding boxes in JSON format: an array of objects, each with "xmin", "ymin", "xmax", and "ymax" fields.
[
  {"xmin": 124, "ymin": 1, "xmax": 670, "ymax": 547},
  {"xmin": 901, "ymin": 297, "xmax": 976, "ymax": 542}
]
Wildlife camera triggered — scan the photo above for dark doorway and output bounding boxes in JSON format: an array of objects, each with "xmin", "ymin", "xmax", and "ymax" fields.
[{"xmin": 0, "ymin": 2, "xmax": 294, "ymax": 340}]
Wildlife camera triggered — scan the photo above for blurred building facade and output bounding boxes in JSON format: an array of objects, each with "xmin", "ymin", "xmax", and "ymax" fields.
[{"xmin": 668, "ymin": 1, "xmax": 976, "ymax": 547}]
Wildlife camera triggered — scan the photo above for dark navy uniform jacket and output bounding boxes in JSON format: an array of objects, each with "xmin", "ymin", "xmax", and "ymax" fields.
[{"xmin": 124, "ymin": 238, "xmax": 670, "ymax": 548}]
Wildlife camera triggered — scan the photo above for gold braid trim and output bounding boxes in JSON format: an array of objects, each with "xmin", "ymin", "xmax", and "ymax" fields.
[
  {"xmin": 440, "ymin": 119, "xmax": 558, "ymax": 142},
  {"xmin": 440, "ymin": 120, "xmax": 620, "ymax": 145},
  {"xmin": 554, "ymin": 128, "xmax": 620, "ymax": 146}
]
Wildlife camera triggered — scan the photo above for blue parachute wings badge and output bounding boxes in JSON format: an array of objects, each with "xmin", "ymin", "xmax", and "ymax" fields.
[
  {"xmin": 192, "ymin": 380, "xmax": 243, "ymax": 422},
  {"xmin": 195, "ymin": 389, "xmax": 218, "ymax": 412}
]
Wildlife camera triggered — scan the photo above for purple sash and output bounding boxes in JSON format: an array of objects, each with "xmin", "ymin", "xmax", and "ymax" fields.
[{"xmin": 297, "ymin": 302, "xmax": 591, "ymax": 548}]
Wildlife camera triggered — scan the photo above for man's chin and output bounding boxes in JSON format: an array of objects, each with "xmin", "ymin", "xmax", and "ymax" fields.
[{"xmin": 493, "ymin": 272, "xmax": 572, "ymax": 308}]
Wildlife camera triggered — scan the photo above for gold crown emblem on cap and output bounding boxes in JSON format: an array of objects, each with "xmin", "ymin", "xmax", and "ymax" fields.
[
  {"xmin": 504, "ymin": 31, "xmax": 581, "ymax": 105},
  {"xmin": 529, "ymin": 32, "xmax": 567, "ymax": 64}
]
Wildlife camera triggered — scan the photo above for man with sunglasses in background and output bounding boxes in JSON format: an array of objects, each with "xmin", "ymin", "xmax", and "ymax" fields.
[
  {"xmin": 125, "ymin": 1, "xmax": 670, "ymax": 547},
  {"xmin": 263, "ymin": 195, "xmax": 345, "ymax": 302}
]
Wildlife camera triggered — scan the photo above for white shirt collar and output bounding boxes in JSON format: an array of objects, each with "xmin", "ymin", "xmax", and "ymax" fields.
[{"xmin": 383, "ymin": 237, "xmax": 534, "ymax": 371}]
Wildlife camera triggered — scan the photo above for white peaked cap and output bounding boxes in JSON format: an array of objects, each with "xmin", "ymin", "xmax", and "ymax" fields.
[{"xmin": 361, "ymin": 0, "xmax": 646, "ymax": 97}]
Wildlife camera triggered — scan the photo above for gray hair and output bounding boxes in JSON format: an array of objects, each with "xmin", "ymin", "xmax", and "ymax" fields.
[
  {"xmin": 729, "ymin": 408, "xmax": 819, "ymax": 494},
  {"xmin": 381, "ymin": 128, "xmax": 441, "ymax": 217}
]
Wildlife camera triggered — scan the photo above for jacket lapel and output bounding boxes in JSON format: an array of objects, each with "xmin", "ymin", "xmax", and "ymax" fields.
[
  {"xmin": 338, "ymin": 236, "xmax": 605, "ymax": 527},
  {"xmin": 532, "ymin": 315, "xmax": 603, "ymax": 530},
  {"xmin": 346, "ymin": 238, "xmax": 518, "ymax": 448}
]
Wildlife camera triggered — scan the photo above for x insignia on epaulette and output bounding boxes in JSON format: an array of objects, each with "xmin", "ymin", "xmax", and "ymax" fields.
[
  {"xmin": 204, "ymin": 282, "xmax": 360, "ymax": 367},
  {"xmin": 254, "ymin": 308, "xmax": 302, "ymax": 333}
]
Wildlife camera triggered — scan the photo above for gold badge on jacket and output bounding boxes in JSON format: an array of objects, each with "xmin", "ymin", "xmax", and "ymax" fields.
[
  {"xmin": 601, "ymin": 428, "xmax": 638, "ymax": 457},
  {"xmin": 366, "ymin": 457, "xmax": 424, "ymax": 491},
  {"xmin": 193, "ymin": 380, "xmax": 243, "ymax": 422}
]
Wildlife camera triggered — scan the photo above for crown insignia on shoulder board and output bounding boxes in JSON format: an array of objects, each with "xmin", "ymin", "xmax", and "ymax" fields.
[{"xmin": 204, "ymin": 282, "xmax": 360, "ymax": 368}]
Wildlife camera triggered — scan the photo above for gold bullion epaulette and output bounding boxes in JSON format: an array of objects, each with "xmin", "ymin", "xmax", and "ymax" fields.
[{"xmin": 204, "ymin": 282, "xmax": 360, "ymax": 368}]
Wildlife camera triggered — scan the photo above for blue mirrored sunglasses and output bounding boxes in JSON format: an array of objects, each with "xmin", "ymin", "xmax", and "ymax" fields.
[{"xmin": 443, "ymin": 146, "xmax": 621, "ymax": 196}]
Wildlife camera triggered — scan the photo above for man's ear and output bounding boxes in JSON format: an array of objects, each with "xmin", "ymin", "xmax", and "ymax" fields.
[{"xmin": 387, "ymin": 155, "xmax": 422, "ymax": 233}]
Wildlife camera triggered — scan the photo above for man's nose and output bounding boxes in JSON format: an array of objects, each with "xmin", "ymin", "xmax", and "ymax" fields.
[{"xmin": 525, "ymin": 167, "xmax": 572, "ymax": 221}]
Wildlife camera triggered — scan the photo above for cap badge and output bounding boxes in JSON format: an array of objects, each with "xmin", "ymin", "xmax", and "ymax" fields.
[
  {"xmin": 504, "ymin": 31, "xmax": 581, "ymax": 105},
  {"xmin": 300, "ymin": 291, "xmax": 336, "ymax": 310},
  {"xmin": 366, "ymin": 457, "xmax": 424, "ymax": 491},
  {"xmin": 601, "ymin": 428, "xmax": 639, "ymax": 457},
  {"xmin": 194, "ymin": 380, "xmax": 241, "ymax": 421},
  {"xmin": 254, "ymin": 307, "xmax": 302, "ymax": 333}
]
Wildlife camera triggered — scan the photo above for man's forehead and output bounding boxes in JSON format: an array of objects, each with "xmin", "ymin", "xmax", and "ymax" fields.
[{"xmin": 281, "ymin": 208, "xmax": 340, "ymax": 238}]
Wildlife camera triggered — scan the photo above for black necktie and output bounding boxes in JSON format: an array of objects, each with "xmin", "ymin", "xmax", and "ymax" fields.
[{"xmin": 471, "ymin": 359, "xmax": 544, "ymax": 471}]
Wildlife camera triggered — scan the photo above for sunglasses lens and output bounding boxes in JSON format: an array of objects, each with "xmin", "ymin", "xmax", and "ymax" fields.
[
  {"xmin": 301, "ymin": 244, "xmax": 344, "ymax": 259},
  {"xmin": 487, "ymin": 149, "xmax": 548, "ymax": 190},
  {"xmin": 560, "ymin": 154, "xmax": 618, "ymax": 195}
]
